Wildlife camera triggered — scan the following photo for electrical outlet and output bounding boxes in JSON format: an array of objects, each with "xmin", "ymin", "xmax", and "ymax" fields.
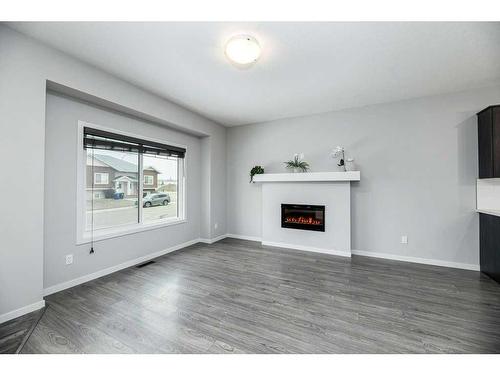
[
  {"xmin": 401, "ymin": 235, "xmax": 408, "ymax": 244},
  {"xmin": 214, "ymin": 222, "xmax": 218, "ymax": 230},
  {"xmin": 65, "ymin": 254, "xmax": 73, "ymax": 265}
]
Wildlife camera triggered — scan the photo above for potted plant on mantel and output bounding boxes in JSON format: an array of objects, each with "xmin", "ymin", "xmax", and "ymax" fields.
[
  {"xmin": 284, "ymin": 153, "xmax": 310, "ymax": 173},
  {"xmin": 249, "ymin": 165, "xmax": 264, "ymax": 182}
]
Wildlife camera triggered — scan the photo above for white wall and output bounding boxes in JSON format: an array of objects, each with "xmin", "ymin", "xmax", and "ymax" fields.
[
  {"xmin": 0, "ymin": 25, "xmax": 226, "ymax": 321},
  {"xmin": 227, "ymin": 85, "xmax": 500, "ymax": 267}
]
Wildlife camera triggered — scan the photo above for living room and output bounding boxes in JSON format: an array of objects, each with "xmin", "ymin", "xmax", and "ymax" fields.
[{"xmin": 1, "ymin": 0, "xmax": 500, "ymax": 372}]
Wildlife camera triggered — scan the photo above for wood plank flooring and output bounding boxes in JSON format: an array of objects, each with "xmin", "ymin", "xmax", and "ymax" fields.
[
  {"xmin": 0, "ymin": 308, "xmax": 45, "ymax": 354},
  {"xmin": 5, "ymin": 238, "xmax": 500, "ymax": 353}
]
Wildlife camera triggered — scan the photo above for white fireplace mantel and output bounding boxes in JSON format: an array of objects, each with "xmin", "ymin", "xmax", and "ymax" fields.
[{"xmin": 252, "ymin": 171, "xmax": 360, "ymax": 183}]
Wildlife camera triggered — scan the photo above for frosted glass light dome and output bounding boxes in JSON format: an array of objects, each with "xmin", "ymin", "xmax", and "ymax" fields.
[{"xmin": 225, "ymin": 35, "xmax": 261, "ymax": 66}]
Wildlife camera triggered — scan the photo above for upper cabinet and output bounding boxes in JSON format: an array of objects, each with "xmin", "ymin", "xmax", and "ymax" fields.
[{"xmin": 478, "ymin": 105, "xmax": 500, "ymax": 178}]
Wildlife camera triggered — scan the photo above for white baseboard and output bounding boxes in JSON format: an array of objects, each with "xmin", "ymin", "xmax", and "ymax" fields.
[
  {"xmin": 225, "ymin": 234, "xmax": 479, "ymax": 271},
  {"xmin": 198, "ymin": 234, "xmax": 228, "ymax": 244},
  {"xmin": 262, "ymin": 241, "xmax": 351, "ymax": 258},
  {"xmin": 0, "ymin": 300, "xmax": 45, "ymax": 325},
  {"xmin": 43, "ymin": 238, "xmax": 200, "ymax": 296},
  {"xmin": 351, "ymin": 250, "xmax": 480, "ymax": 271},
  {"xmin": 226, "ymin": 233, "xmax": 263, "ymax": 242},
  {"xmin": 227, "ymin": 234, "xmax": 350, "ymax": 258}
]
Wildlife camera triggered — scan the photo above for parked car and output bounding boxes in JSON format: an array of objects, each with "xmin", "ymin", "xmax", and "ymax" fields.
[{"xmin": 142, "ymin": 193, "xmax": 170, "ymax": 207}]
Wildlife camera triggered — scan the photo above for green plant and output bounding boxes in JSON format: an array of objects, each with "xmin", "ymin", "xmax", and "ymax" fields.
[
  {"xmin": 284, "ymin": 154, "xmax": 310, "ymax": 172},
  {"xmin": 250, "ymin": 165, "xmax": 264, "ymax": 182}
]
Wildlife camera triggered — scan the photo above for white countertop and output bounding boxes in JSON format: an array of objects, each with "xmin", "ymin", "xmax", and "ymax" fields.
[
  {"xmin": 252, "ymin": 171, "xmax": 360, "ymax": 183},
  {"xmin": 477, "ymin": 209, "xmax": 500, "ymax": 217}
]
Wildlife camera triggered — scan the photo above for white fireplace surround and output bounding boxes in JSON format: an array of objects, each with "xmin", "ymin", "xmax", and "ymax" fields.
[{"xmin": 253, "ymin": 172, "xmax": 360, "ymax": 257}]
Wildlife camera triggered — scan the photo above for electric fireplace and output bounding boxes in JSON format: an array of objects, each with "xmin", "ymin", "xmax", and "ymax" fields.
[{"xmin": 281, "ymin": 204, "xmax": 325, "ymax": 232}]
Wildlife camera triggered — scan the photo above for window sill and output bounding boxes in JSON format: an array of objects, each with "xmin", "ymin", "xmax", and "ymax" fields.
[{"xmin": 77, "ymin": 218, "xmax": 187, "ymax": 245}]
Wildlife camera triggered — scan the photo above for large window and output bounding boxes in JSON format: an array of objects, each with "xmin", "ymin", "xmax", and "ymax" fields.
[{"xmin": 79, "ymin": 123, "xmax": 186, "ymax": 242}]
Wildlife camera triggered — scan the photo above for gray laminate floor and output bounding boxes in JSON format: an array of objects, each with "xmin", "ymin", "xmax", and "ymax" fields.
[
  {"xmin": 9, "ymin": 238, "xmax": 500, "ymax": 353},
  {"xmin": 0, "ymin": 308, "xmax": 44, "ymax": 354}
]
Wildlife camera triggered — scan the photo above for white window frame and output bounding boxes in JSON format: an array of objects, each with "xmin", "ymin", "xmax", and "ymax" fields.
[
  {"xmin": 143, "ymin": 175, "xmax": 154, "ymax": 185},
  {"xmin": 76, "ymin": 121, "xmax": 187, "ymax": 245},
  {"xmin": 94, "ymin": 172, "xmax": 109, "ymax": 185}
]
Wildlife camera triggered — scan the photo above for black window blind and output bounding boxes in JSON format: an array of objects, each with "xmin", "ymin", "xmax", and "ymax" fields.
[{"xmin": 83, "ymin": 127, "xmax": 186, "ymax": 158}]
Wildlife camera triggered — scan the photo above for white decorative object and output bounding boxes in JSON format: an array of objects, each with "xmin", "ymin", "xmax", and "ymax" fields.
[
  {"xmin": 293, "ymin": 153, "xmax": 304, "ymax": 173},
  {"xmin": 331, "ymin": 146, "xmax": 346, "ymax": 171},
  {"xmin": 345, "ymin": 158, "xmax": 355, "ymax": 171}
]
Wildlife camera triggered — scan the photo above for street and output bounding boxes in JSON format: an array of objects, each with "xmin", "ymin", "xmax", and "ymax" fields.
[{"xmin": 86, "ymin": 202, "xmax": 178, "ymax": 229}]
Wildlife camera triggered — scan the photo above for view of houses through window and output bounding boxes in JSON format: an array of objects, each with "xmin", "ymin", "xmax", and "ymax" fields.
[
  {"xmin": 143, "ymin": 154, "xmax": 179, "ymax": 223},
  {"xmin": 85, "ymin": 148, "xmax": 180, "ymax": 231}
]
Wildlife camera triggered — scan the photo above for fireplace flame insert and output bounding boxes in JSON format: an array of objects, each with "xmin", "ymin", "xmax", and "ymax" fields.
[{"xmin": 281, "ymin": 204, "xmax": 325, "ymax": 232}]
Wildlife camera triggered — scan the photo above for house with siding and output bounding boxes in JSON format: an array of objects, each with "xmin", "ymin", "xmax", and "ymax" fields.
[{"xmin": 86, "ymin": 154, "xmax": 159, "ymax": 199}]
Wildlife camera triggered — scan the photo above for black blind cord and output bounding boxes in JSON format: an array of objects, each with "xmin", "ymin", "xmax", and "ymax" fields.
[{"xmin": 90, "ymin": 148, "xmax": 95, "ymax": 254}]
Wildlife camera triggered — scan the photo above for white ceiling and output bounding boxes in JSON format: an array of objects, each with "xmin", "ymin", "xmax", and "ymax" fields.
[{"xmin": 8, "ymin": 22, "xmax": 500, "ymax": 126}]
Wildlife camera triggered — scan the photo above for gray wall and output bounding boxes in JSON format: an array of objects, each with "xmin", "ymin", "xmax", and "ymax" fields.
[
  {"xmin": 0, "ymin": 25, "xmax": 226, "ymax": 319},
  {"xmin": 227, "ymin": 85, "xmax": 500, "ymax": 267},
  {"xmin": 44, "ymin": 93, "xmax": 201, "ymax": 289}
]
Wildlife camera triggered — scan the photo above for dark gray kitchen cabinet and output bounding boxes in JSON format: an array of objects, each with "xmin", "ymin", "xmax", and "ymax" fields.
[
  {"xmin": 478, "ymin": 105, "xmax": 500, "ymax": 178},
  {"xmin": 477, "ymin": 105, "xmax": 500, "ymax": 283},
  {"xmin": 479, "ymin": 213, "xmax": 500, "ymax": 283}
]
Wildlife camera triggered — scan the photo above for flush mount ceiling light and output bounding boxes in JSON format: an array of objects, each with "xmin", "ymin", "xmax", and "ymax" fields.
[{"xmin": 224, "ymin": 35, "xmax": 261, "ymax": 67}]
